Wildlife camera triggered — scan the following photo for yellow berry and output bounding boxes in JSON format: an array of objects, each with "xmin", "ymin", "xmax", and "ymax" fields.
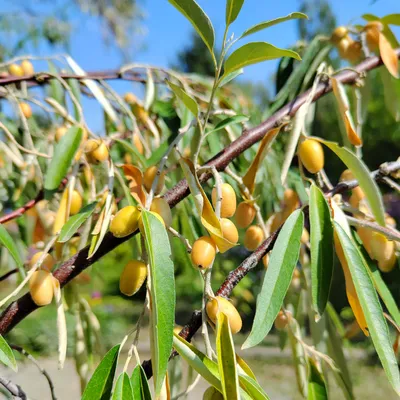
[
  {"xmin": 29, "ymin": 251, "xmax": 55, "ymax": 272},
  {"xmin": 55, "ymin": 126, "xmax": 68, "ymax": 142},
  {"xmin": 282, "ymin": 188, "xmax": 300, "ymax": 220},
  {"xmin": 235, "ymin": 202, "xmax": 256, "ymax": 229},
  {"xmin": 357, "ymin": 226, "xmax": 373, "ymax": 257},
  {"xmin": 244, "ymin": 225, "xmax": 264, "ymax": 251},
  {"xmin": 331, "ymin": 26, "xmax": 349, "ymax": 44},
  {"xmin": 270, "ymin": 212, "xmax": 283, "ymax": 233},
  {"xmin": 262, "ymin": 254, "xmax": 269, "ymax": 269},
  {"xmin": 298, "ymin": 139, "xmax": 324, "ymax": 174},
  {"xmin": 212, "ymin": 183, "xmax": 237, "ymax": 218},
  {"xmin": 138, "ymin": 211, "xmax": 165, "ymax": 234},
  {"xmin": 8, "ymin": 63, "xmax": 24, "ymax": 77},
  {"xmin": 110, "ymin": 206, "xmax": 141, "ymax": 238},
  {"xmin": 191, "ymin": 236, "xmax": 217, "ymax": 270},
  {"xmin": 220, "ymin": 218, "xmax": 239, "ymax": 244},
  {"xmin": 20, "ymin": 102, "xmax": 32, "ymax": 118},
  {"xmin": 124, "ymin": 92, "xmax": 137, "ymax": 104},
  {"xmin": 340, "ymin": 169, "xmax": 354, "ymax": 182},
  {"xmin": 29, "ymin": 270, "xmax": 54, "ymax": 306},
  {"xmin": 206, "ymin": 296, "xmax": 242, "ymax": 334},
  {"xmin": 345, "ymin": 41, "xmax": 363, "ymax": 63},
  {"xmin": 274, "ymin": 310, "xmax": 292, "ymax": 331},
  {"xmin": 119, "ymin": 260, "xmax": 147, "ymax": 296},
  {"xmin": 21, "ymin": 60, "xmax": 34, "ymax": 75},
  {"xmin": 133, "ymin": 133, "xmax": 144, "ymax": 155},
  {"xmin": 203, "ymin": 386, "xmax": 223, "ymax": 400},
  {"xmin": 337, "ymin": 36, "xmax": 354, "ymax": 59},
  {"xmin": 70, "ymin": 190, "xmax": 83, "ymax": 215},
  {"xmin": 370, "ymin": 232, "xmax": 397, "ymax": 272},
  {"xmin": 143, "ymin": 166, "xmax": 165, "ymax": 195},
  {"xmin": 85, "ymin": 139, "xmax": 109, "ymax": 164},
  {"xmin": 150, "ymin": 197, "xmax": 172, "ymax": 227}
]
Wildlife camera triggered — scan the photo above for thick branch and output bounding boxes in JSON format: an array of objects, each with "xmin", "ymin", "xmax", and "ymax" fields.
[{"xmin": 0, "ymin": 51, "xmax": 397, "ymax": 337}]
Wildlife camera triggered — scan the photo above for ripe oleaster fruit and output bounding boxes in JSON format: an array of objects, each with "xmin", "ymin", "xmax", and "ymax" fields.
[
  {"xmin": 274, "ymin": 310, "xmax": 292, "ymax": 330},
  {"xmin": 211, "ymin": 183, "xmax": 237, "ymax": 218},
  {"xmin": 298, "ymin": 138, "xmax": 324, "ymax": 174},
  {"xmin": 235, "ymin": 201, "xmax": 256, "ymax": 229},
  {"xmin": 220, "ymin": 218, "xmax": 239, "ymax": 244},
  {"xmin": 110, "ymin": 206, "xmax": 141, "ymax": 238},
  {"xmin": 20, "ymin": 102, "xmax": 32, "ymax": 118},
  {"xmin": 206, "ymin": 296, "xmax": 242, "ymax": 334},
  {"xmin": 8, "ymin": 63, "xmax": 24, "ymax": 77},
  {"xmin": 21, "ymin": 60, "xmax": 34, "ymax": 75},
  {"xmin": 370, "ymin": 232, "xmax": 397, "ymax": 273},
  {"xmin": 150, "ymin": 197, "xmax": 172, "ymax": 227},
  {"xmin": 119, "ymin": 260, "xmax": 148, "ymax": 296},
  {"xmin": 244, "ymin": 225, "xmax": 264, "ymax": 251},
  {"xmin": 85, "ymin": 139, "xmax": 109, "ymax": 164},
  {"xmin": 29, "ymin": 270, "xmax": 54, "ymax": 306},
  {"xmin": 143, "ymin": 165, "xmax": 165, "ymax": 194},
  {"xmin": 70, "ymin": 190, "xmax": 83, "ymax": 215},
  {"xmin": 29, "ymin": 251, "xmax": 55, "ymax": 271},
  {"xmin": 191, "ymin": 236, "xmax": 216, "ymax": 270}
]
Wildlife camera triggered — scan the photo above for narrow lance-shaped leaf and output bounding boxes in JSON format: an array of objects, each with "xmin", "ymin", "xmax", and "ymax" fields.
[
  {"xmin": 331, "ymin": 78, "xmax": 362, "ymax": 146},
  {"xmin": 131, "ymin": 365, "xmax": 152, "ymax": 400},
  {"xmin": 112, "ymin": 373, "xmax": 134, "ymax": 400},
  {"xmin": 242, "ymin": 210, "xmax": 304, "ymax": 349},
  {"xmin": 166, "ymin": 80, "xmax": 199, "ymax": 116},
  {"xmin": 317, "ymin": 139, "xmax": 386, "ymax": 226},
  {"xmin": 141, "ymin": 210, "xmax": 175, "ymax": 396},
  {"xmin": 0, "ymin": 224, "xmax": 23, "ymax": 268},
  {"xmin": 48, "ymin": 61, "xmax": 65, "ymax": 106},
  {"xmin": 82, "ymin": 345, "xmax": 120, "ymax": 400},
  {"xmin": 226, "ymin": 0, "xmax": 244, "ymax": 25},
  {"xmin": 58, "ymin": 202, "xmax": 97, "ymax": 243},
  {"xmin": 358, "ymin": 244, "xmax": 400, "ymax": 328},
  {"xmin": 240, "ymin": 12, "xmax": 308, "ymax": 39},
  {"xmin": 168, "ymin": 0, "xmax": 215, "ymax": 57},
  {"xmin": 172, "ymin": 334, "xmax": 222, "ymax": 391},
  {"xmin": 223, "ymin": 42, "xmax": 300, "ymax": 77},
  {"xmin": 307, "ymin": 358, "xmax": 328, "ymax": 400},
  {"xmin": 0, "ymin": 335, "xmax": 17, "ymax": 372},
  {"xmin": 216, "ymin": 312, "xmax": 240, "ymax": 399},
  {"xmin": 242, "ymin": 125, "xmax": 285, "ymax": 194},
  {"xmin": 44, "ymin": 126, "xmax": 83, "ymax": 194},
  {"xmin": 334, "ymin": 223, "xmax": 400, "ymax": 396},
  {"xmin": 206, "ymin": 115, "xmax": 248, "ymax": 136},
  {"xmin": 219, "ymin": 69, "xmax": 243, "ymax": 87},
  {"xmin": 309, "ymin": 184, "xmax": 334, "ymax": 317}
]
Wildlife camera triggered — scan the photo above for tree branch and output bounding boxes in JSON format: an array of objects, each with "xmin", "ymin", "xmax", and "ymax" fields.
[{"xmin": 0, "ymin": 51, "xmax": 397, "ymax": 339}]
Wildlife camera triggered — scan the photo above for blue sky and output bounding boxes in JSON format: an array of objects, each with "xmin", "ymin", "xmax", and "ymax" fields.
[{"xmin": 3, "ymin": 0, "xmax": 400, "ymax": 131}]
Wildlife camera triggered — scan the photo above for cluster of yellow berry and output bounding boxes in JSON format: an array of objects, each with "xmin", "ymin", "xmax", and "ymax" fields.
[
  {"xmin": 331, "ymin": 22, "xmax": 383, "ymax": 63},
  {"xmin": 340, "ymin": 169, "xmax": 398, "ymax": 272}
]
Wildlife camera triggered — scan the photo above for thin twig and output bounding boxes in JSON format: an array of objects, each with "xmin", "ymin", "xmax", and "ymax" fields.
[
  {"xmin": 0, "ymin": 269, "xmax": 18, "ymax": 282},
  {"xmin": 0, "ymin": 376, "xmax": 27, "ymax": 399},
  {"xmin": 346, "ymin": 216, "xmax": 400, "ymax": 242},
  {"xmin": 168, "ymin": 227, "xmax": 192, "ymax": 253},
  {"xmin": 11, "ymin": 344, "xmax": 57, "ymax": 400}
]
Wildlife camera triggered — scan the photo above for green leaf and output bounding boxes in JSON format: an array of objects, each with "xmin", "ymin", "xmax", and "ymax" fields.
[
  {"xmin": 168, "ymin": 0, "xmax": 215, "ymax": 57},
  {"xmin": 326, "ymin": 313, "xmax": 354, "ymax": 400},
  {"xmin": 242, "ymin": 210, "xmax": 304, "ymax": 349},
  {"xmin": 240, "ymin": 12, "xmax": 308, "ymax": 39},
  {"xmin": 319, "ymin": 140, "xmax": 386, "ymax": 226},
  {"xmin": 131, "ymin": 365, "xmax": 152, "ymax": 400},
  {"xmin": 112, "ymin": 373, "xmax": 134, "ymax": 400},
  {"xmin": 0, "ymin": 335, "xmax": 17, "ymax": 372},
  {"xmin": 173, "ymin": 334, "xmax": 222, "ymax": 391},
  {"xmin": 82, "ymin": 345, "xmax": 120, "ymax": 400},
  {"xmin": 359, "ymin": 245, "xmax": 400, "ymax": 327},
  {"xmin": 141, "ymin": 210, "xmax": 175, "ymax": 396},
  {"xmin": 226, "ymin": 0, "xmax": 244, "ymax": 25},
  {"xmin": 218, "ymin": 69, "xmax": 243, "ymax": 87},
  {"xmin": 48, "ymin": 61, "xmax": 65, "ymax": 106},
  {"xmin": 309, "ymin": 184, "xmax": 334, "ymax": 317},
  {"xmin": 223, "ymin": 42, "xmax": 301, "ymax": 77},
  {"xmin": 239, "ymin": 374, "xmax": 270, "ymax": 400},
  {"xmin": 381, "ymin": 14, "xmax": 400, "ymax": 25},
  {"xmin": 115, "ymin": 139, "xmax": 147, "ymax": 168},
  {"xmin": 307, "ymin": 359, "xmax": 328, "ymax": 400},
  {"xmin": 380, "ymin": 68, "xmax": 400, "ymax": 121},
  {"xmin": 216, "ymin": 312, "xmax": 240, "ymax": 399},
  {"xmin": 44, "ymin": 126, "xmax": 82, "ymax": 194},
  {"xmin": 58, "ymin": 202, "xmax": 97, "ymax": 243},
  {"xmin": 207, "ymin": 115, "xmax": 248, "ymax": 136},
  {"xmin": 166, "ymin": 80, "xmax": 199, "ymax": 116},
  {"xmin": 333, "ymin": 223, "xmax": 400, "ymax": 396},
  {"xmin": 0, "ymin": 224, "xmax": 23, "ymax": 268}
]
